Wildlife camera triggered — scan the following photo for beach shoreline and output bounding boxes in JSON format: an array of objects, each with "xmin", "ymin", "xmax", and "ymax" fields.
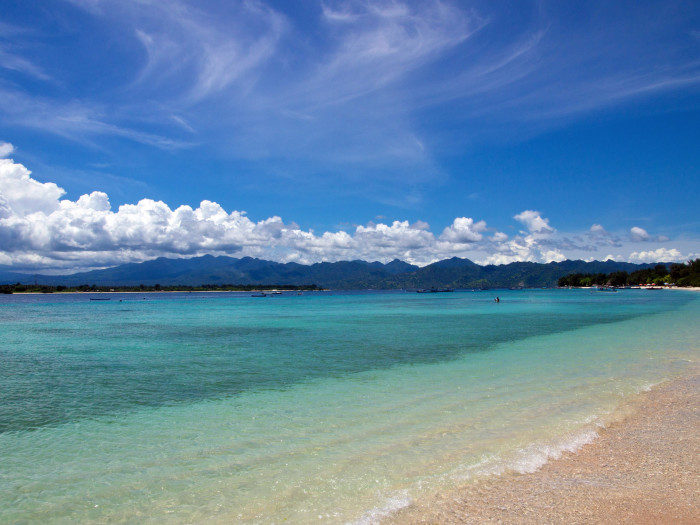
[
  {"xmin": 6, "ymin": 286, "xmax": 700, "ymax": 297},
  {"xmin": 385, "ymin": 370, "xmax": 700, "ymax": 524}
]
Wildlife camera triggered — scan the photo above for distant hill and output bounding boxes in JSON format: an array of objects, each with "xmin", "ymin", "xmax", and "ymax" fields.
[
  {"xmin": 367, "ymin": 259, "xmax": 658, "ymax": 290},
  {"xmin": 0, "ymin": 255, "xmax": 662, "ymax": 289}
]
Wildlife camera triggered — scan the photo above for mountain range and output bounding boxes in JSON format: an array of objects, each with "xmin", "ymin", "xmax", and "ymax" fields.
[{"xmin": 0, "ymin": 255, "xmax": 661, "ymax": 289}]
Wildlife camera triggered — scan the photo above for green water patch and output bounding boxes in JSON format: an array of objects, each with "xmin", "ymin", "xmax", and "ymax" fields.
[
  {"xmin": 1, "ymin": 291, "xmax": 698, "ymax": 524},
  {"xmin": 0, "ymin": 290, "xmax": 694, "ymax": 433}
]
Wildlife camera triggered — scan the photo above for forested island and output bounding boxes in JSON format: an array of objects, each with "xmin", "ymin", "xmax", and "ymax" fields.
[{"xmin": 558, "ymin": 258, "xmax": 700, "ymax": 288}]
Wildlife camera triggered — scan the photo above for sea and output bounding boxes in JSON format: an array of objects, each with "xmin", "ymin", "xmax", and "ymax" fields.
[{"xmin": 1, "ymin": 288, "xmax": 698, "ymax": 524}]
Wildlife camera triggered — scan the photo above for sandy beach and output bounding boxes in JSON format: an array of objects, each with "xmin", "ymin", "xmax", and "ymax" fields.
[{"xmin": 386, "ymin": 370, "xmax": 700, "ymax": 524}]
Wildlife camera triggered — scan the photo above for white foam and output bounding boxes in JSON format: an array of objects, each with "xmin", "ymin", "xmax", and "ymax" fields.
[
  {"xmin": 636, "ymin": 381, "xmax": 660, "ymax": 393},
  {"xmin": 349, "ymin": 490, "xmax": 412, "ymax": 525},
  {"xmin": 511, "ymin": 429, "xmax": 599, "ymax": 474},
  {"xmin": 455, "ymin": 427, "xmax": 600, "ymax": 481}
]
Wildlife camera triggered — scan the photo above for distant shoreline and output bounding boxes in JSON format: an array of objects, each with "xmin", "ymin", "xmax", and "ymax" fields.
[
  {"xmin": 7, "ymin": 286, "xmax": 700, "ymax": 295},
  {"xmin": 573, "ymin": 285, "xmax": 700, "ymax": 292},
  {"xmin": 8, "ymin": 289, "xmax": 323, "ymax": 295},
  {"xmin": 6, "ymin": 286, "xmax": 700, "ymax": 295}
]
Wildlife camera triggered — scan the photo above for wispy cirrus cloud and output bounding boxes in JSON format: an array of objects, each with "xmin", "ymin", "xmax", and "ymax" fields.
[
  {"xmin": 308, "ymin": 0, "xmax": 480, "ymax": 107},
  {"xmin": 2, "ymin": 0, "xmax": 484, "ymax": 200},
  {"xmin": 0, "ymin": 87, "xmax": 193, "ymax": 150},
  {"xmin": 0, "ymin": 21, "xmax": 52, "ymax": 81},
  {"xmin": 2, "ymin": 1, "xmax": 700, "ymax": 211},
  {"xmin": 7, "ymin": 1, "xmax": 700, "ymax": 142},
  {"xmin": 127, "ymin": 0, "xmax": 288, "ymax": 102},
  {"xmin": 0, "ymin": 48, "xmax": 51, "ymax": 82},
  {"xmin": 0, "ymin": 0, "xmax": 286, "ymax": 150}
]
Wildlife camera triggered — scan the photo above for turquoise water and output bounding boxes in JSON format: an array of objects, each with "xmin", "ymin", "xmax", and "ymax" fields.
[{"xmin": 1, "ymin": 289, "xmax": 698, "ymax": 523}]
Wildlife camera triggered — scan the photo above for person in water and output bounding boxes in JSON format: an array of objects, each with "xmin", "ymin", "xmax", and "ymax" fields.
[{"xmin": 495, "ymin": 297, "xmax": 500, "ymax": 303}]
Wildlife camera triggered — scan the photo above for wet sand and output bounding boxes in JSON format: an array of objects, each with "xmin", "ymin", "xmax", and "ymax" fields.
[{"xmin": 386, "ymin": 371, "xmax": 700, "ymax": 524}]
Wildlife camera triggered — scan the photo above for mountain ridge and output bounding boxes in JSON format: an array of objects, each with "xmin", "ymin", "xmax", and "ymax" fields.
[{"xmin": 0, "ymin": 256, "xmax": 662, "ymax": 289}]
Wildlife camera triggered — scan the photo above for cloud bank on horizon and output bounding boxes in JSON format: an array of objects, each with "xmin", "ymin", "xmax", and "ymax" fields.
[
  {"xmin": 0, "ymin": 1, "xmax": 699, "ymax": 271},
  {"xmin": 0, "ymin": 150, "xmax": 693, "ymax": 273}
]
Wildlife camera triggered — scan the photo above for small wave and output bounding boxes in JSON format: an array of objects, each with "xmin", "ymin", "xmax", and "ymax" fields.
[
  {"xmin": 509, "ymin": 429, "xmax": 599, "ymax": 474},
  {"xmin": 637, "ymin": 381, "xmax": 661, "ymax": 393},
  {"xmin": 455, "ymin": 427, "xmax": 600, "ymax": 481},
  {"xmin": 348, "ymin": 490, "xmax": 412, "ymax": 525}
]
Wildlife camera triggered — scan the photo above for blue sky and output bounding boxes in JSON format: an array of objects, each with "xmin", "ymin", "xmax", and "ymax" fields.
[{"xmin": 1, "ymin": 0, "xmax": 699, "ymax": 272}]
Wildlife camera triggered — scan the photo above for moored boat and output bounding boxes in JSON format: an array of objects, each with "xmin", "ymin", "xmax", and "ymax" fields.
[{"xmin": 593, "ymin": 286, "xmax": 617, "ymax": 292}]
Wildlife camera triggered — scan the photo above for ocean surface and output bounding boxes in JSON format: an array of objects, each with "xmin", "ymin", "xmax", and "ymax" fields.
[{"xmin": 1, "ymin": 288, "xmax": 698, "ymax": 524}]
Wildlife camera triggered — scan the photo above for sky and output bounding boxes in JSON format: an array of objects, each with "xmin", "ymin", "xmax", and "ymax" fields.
[{"xmin": 1, "ymin": 0, "xmax": 699, "ymax": 273}]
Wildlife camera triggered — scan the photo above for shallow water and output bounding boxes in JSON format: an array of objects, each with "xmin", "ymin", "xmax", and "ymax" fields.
[{"xmin": 1, "ymin": 289, "xmax": 698, "ymax": 523}]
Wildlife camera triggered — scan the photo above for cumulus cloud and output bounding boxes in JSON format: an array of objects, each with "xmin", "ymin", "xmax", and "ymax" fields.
[
  {"xmin": 0, "ymin": 156, "xmax": 440, "ymax": 270},
  {"xmin": 588, "ymin": 223, "xmax": 620, "ymax": 242},
  {"xmin": 0, "ymin": 156, "xmax": 694, "ymax": 272},
  {"xmin": 541, "ymin": 249, "xmax": 567, "ymax": 263},
  {"xmin": 0, "ymin": 141, "xmax": 14, "ymax": 158},
  {"xmin": 629, "ymin": 226, "xmax": 671, "ymax": 243},
  {"xmin": 0, "ymin": 158, "xmax": 65, "ymax": 215},
  {"xmin": 476, "ymin": 210, "xmax": 560, "ymax": 265},
  {"xmin": 514, "ymin": 210, "xmax": 555, "ymax": 235},
  {"xmin": 630, "ymin": 226, "xmax": 651, "ymax": 242},
  {"xmin": 440, "ymin": 217, "xmax": 487, "ymax": 243},
  {"xmin": 629, "ymin": 248, "xmax": 682, "ymax": 263},
  {"xmin": 578, "ymin": 223, "xmax": 623, "ymax": 251}
]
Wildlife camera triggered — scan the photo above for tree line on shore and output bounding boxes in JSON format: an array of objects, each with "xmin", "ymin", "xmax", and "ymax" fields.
[
  {"xmin": 0, "ymin": 283, "xmax": 320, "ymax": 294},
  {"xmin": 558, "ymin": 259, "xmax": 700, "ymax": 288}
]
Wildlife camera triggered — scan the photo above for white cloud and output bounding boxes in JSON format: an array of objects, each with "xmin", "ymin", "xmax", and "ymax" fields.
[
  {"xmin": 16, "ymin": 0, "xmax": 479, "ymax": 193},
  {"xmin": 475, "ymin": 210, "xmax": 562, "ymax": 265},
  {"xmin": 630, "ymin": 226, "xmax": 651, "ymax": 242},
  {"xmin": 0, "ymin": 156, "xmax": 695, "ymax": 272},
  {"xmin": 319, "ymin": 0, "xmax": 478, "ymax": 96},
  {"xmin": 3, "ymin": 0, "xmax": 700, "ymax": 176},
  {"xmin": 0, "ymin": 158, "xmax": 64, "ymax": 215},
  {"xmin": 440, "ymin": 217, "xmax": 487, "ymax": 243},
  {"xmin": 478, "ymin": 237, "xmax": 537, "ymax": 265},
  {"xmin": 0, "ymin": 142, "xmax": 14, "ymax": 158},
  {"xmin": 0, "ymin": 43, "xmax": 52, "ymax": 81},
  {"xmin": 588, "ymin": 223, "xmax": 619, "ymax": 241},
  {"xmin": 541, "ymin": 249, "xmax": 567, "ymax": 263},
  {"xmin": 0, "ymin": 88, "xmax": 193, "ymax": 151},
  {"xmin": 353, "ymin": 220, "xmax": 436, "ymax": 260},
  {"xmin": 5, "ymin": 0, "xmax": 699, "ymax": 213},
  {"xmin": 514, "ymin": 210, "xmax": 555, "ymax": 235},
  {"xmin": 629, "ymin": 248, "xmax": 682, "ymax": 263}
]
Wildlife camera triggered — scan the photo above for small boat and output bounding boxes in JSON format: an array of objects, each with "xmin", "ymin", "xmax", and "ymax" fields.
[
  {"xmin": 251, "ymin": 293, "xmax": 267, "ymax": 297},
  {"xmin": 593, "ymin": 286, "xmax": 617, "ymax": 292}
]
